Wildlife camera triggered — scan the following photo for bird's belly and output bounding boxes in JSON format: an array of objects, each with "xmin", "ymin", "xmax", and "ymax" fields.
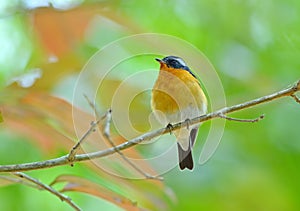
[{"xmin": 151, "ymin": 78, "xmax": 206, "ymax": 124}]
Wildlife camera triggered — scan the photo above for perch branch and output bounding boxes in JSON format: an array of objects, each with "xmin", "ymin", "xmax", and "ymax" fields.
[
  {"xmin": 102, "ymin": 109, "xmax": 163, "ymax": 180},
  {"xmin": 0, "ymin": 79, "xmax": 299, "ymax": 172},
  {"xmin": 218, "ymin": 113, "xmax": 265, "ymax": 122}
]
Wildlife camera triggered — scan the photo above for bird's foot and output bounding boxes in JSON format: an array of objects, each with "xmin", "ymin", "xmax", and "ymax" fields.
[
  {"xmin": 184, "ymin": 118, "xmax": 191, "ymax": 130},
  {"xmin": 166, "ymin": 123, "xmax": 174, "ymax": 135}
]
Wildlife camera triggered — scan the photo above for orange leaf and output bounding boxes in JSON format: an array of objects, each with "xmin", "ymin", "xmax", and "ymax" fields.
[
  {"xmin": 30, "ymin": 4, "xmax": 141, "ymax": 57},
  {"xmin": 30, "ymin": 6, "xmax": 95, "ymax": 56},
  {"xmin": 52, "ymin": 175, "xmax": 139, "ymax": 211},
  {"xmin": 0, "ymin": 88, "xmax": 92, "ymax": 152},
  {"xmin": 0, "ymin": 88, "xmax": 172, "ymax": 210}
]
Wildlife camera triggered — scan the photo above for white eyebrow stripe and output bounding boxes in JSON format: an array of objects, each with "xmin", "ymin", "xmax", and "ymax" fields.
[{"xmin": 173, "ymin": 57, "xmax": 187, "ymax": 66}]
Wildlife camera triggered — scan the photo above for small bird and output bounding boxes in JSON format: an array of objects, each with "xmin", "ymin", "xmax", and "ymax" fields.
[{"xmin": 151, "ymin": 56, "xmax": 207, "ymax": 170}]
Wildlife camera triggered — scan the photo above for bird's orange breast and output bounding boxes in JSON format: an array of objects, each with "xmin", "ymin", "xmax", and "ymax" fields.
[{"xmin": 151, "ymin": 67, "xmax": 207, "ymax": 116}]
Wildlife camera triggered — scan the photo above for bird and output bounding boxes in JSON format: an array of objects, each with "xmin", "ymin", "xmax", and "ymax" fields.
[{"xmin": 151, "ymin": 56, "xmax": 207, "ymax": 170}]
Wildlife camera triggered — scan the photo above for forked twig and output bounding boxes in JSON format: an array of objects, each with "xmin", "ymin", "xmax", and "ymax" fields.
[
  {"xmin": 67, "ymin": 96, "xmax": 110, "ymax": 164},
  {"xmin": 291, "ymin": 94, "xmax": 300, "ymax": 103},
  {"xmin": 67, "ymin": 120, "xmax": 101, "ymax": 164},
  {"xmin": 84, "ymin": 95, "xmax": 162, "ymax": 180},
  {"xmin": 102, "ymin": 109, "xmax": 163, "ymax": 181},
  {"xmin": 13, "ymin": 172, "xmax": 81, "ymax": 211}
]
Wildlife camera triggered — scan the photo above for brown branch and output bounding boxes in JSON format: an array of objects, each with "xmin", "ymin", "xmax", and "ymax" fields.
[
  {"xmin": 0, "ymin": 79, "xmax": 299, "ymax": 173},
  {"xmin": 291, "ymin": 94, "xmax": 300, "ymax": 103},
  {"xmin": 67, "ymin": 119, "xmax": 101, "ymax": 164},
  {"xmin": 74, "ymin": 96, "xmax": 162, "ymax": 180},
  {"xmin": 102, "ymin": 109, "xmax": 163, "ymax": 180},
  {"xmin": 67, "ymin": 96, "xmax": 109, "ymax": 164},
  {"xmin": 13, "ymin": 172, "xmax": 81, "ymax": 211},
  {"xmin": 218, "ymin": 113, "xmax": 265, "ymax": 123}
]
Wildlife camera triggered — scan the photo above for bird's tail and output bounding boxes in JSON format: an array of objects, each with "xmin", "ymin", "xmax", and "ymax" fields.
[
  {"xmin": 177, "ymin": 128, "xmax": 198, "ymax": 170},
  {"xmin": 177, "ymin": 142, "xmax": 193, "ymax": 170}
]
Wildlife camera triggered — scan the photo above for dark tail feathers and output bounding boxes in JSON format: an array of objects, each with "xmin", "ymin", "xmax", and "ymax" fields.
[
  {"xmin": 177, "ymin": 142, "xmax": 193, "ymax": 170},
  {"xmin": 177, "ymin": 128, "xmax": 198, "ymax": 170}
]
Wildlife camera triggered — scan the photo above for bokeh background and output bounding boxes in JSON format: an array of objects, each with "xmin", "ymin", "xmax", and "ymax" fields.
[{"xmin": 0, "ymin": 0, "xmax": 300, "ymax": 210}]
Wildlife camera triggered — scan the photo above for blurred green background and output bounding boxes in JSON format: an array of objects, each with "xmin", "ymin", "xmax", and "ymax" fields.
[{"xmin": 0, "ymin": 0, "xmax": 300, "ymax": 210}]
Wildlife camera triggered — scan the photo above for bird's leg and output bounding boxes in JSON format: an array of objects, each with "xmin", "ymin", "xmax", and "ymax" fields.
[
  {"xmin": 166, "ymin": 123, "xmax": 174, "ymax": 135},
  {"xmin": 184, "ymin": 118, "xmax": 191, "ymax": 130}
]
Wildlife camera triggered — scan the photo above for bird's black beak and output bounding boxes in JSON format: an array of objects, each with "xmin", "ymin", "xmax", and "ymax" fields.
[{"xmin": 155, "ymin": 58, "xmax": 163, "ymax": 63}]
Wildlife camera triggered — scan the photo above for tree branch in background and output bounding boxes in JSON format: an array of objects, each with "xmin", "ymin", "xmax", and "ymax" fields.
[
  {"xmin": 83, "ymin": 94, "xmax": 100, "ymax": 116},
  {"xmin": 67, "ymin": 104, "xmax": 108, "ymax": 164},
  {"xmin": 12, "ymin": 172, "xmax": 81, "ymax": 211},
  {"xmin": 0, "ymin": 79, "xmax": 299, "ymax": 173},
  {"xmin": 67, "ymin": 119, "xmax": 101, "ymax": 164}
]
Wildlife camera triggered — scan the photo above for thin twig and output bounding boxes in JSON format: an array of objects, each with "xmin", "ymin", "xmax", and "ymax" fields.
[
  {"xmin": 0, "ymin": 79, "xmax": 299, "ymax": 172},
  {"xmin": 103, "ymin": 108, "xmax": 112, "ymax": 138},
  {"xmin": 12, "ymin": 172, "xmax": 81, "ymax": 211},
  {"xmin": 83, "ymin": 94, "xmax": 102, "ymax": 118},
  {"xmin": 67, "ymin": 120, "xmax": 101, "ymax": 164},
  {"xmin": 103, "ymin": 109, "xmax": 163, "ymax": 181},
  {"xmin": 0, "ymin": 175, "xmax": 38, "ymax": 188},
  {"xmin": 218, "ymin": 113, "xmax": 265, "ymax": 123},
  {"xmin": 82, "ymin": 96, "xmax": 162, "ymax": 179},
  {"xmin": 291, "ymin": 94, "xmax": 300, "ymax": 103},
  {"xmin": 68, "ymin": 95, "xmax": 109, "ymax": 164}
]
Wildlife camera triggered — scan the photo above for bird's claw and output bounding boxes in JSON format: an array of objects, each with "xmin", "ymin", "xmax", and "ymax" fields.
[
  {"xmin": 184, "ymin": 118, "xmax": 191, "ymax": 130},
  {"xmin": 166, "ymin": 123, "xmax": 174, "ymax": 135}
]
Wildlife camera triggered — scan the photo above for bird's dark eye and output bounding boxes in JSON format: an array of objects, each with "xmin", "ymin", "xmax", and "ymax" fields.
[{"xmin": 169, "ymin": 60, "xmax": 180, "ymax": 68}]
